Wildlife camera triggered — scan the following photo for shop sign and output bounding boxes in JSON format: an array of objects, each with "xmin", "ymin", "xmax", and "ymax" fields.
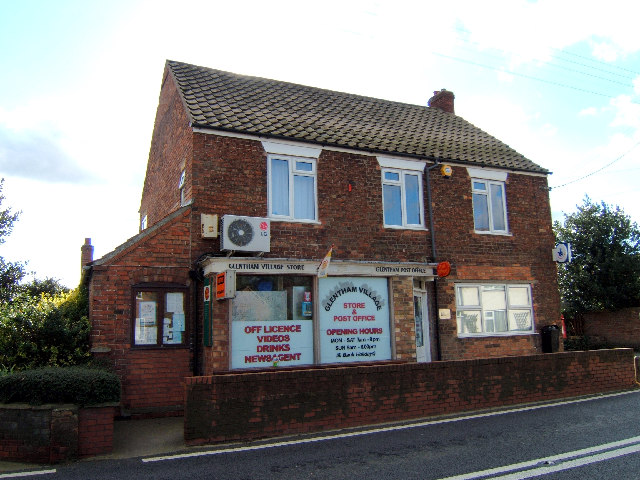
[
  {"xmin": 318, "ymin": 277, "xmax": 391, "ymax": 363},
  {"xmin": 231, "ymin": 321, "xmax": 313, "ymax": 369},
  {"xmin": 202, "ymin": 258, "xmax": 435, "ymax": 278},
  {"xmin": 230, "ymin": 289, "xmax": 313, "ymax": 369}
]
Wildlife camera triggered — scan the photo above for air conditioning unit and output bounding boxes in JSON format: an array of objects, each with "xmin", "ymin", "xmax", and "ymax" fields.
[{"xmin": 221, "ymin": 215, "xmax": 270, "ymax": 252}]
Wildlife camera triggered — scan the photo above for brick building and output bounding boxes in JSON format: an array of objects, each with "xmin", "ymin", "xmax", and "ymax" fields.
[{"xmin": 85, "ymin": 60, "xmax": 561, "ymax": 417}]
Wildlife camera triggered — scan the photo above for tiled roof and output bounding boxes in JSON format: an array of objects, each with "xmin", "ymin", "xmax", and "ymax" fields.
[{"xmin": 167, "ymin": 60, "xmax": 547, "ymax": 174}]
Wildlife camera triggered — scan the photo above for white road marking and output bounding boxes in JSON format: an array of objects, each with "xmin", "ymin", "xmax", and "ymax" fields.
[
  {"xmin": 142, "ymin": 389, "xmax": 640, "ymax": 463},
  {"xmin": 0, "ymin": 470, "xmax": 56, "ymax": 479},
  {"xmin": 438, "ymin": 435, "xmax": 640, "ymax": 479}
]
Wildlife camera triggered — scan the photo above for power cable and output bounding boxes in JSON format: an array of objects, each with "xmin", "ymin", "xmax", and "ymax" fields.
[
  {"xmin": 432, "ymin": 52, "xmax": 635, "ymax": 101},
  {"xmin": 549, "ymin": 140, "xmax": 640, "ymax": 190}
]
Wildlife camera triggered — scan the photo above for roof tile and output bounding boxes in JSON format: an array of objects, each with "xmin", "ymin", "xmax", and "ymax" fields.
[{"xmin": 167, "ymin": 60, "xmax": 547, "ymax": 174}]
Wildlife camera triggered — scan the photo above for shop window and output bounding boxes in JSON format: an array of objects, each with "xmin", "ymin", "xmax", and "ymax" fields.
[
  {"xmin": 133, "ymin": 286, "xmax": 187, "ymax": 347},
  {"xmin": 230, "ymin": 276, "xmax": 314, "ymax": 369},
  {"xmin": 456, "ymin": 284, "xmax": 533, "ymax": 337}
]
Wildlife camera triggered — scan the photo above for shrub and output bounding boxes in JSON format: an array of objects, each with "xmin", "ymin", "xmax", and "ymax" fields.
[
  {"xmin": 0, "ymin": 285, "xmax": 90, "ymax": 370},
  {"xmin": 0, "ymin": 366, "xmax": 120, "ymax": 406}
]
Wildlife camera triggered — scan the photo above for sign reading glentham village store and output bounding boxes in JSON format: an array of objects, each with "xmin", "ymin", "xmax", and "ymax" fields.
[{"xmin": 318, "ymin": 277, "xmax": 391, "ymax": 363}]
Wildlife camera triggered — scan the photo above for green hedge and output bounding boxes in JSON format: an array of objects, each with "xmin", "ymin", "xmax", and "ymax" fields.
[{"xmin": 0, "ymin": 366, "xmax": 120, "ymax": 406}]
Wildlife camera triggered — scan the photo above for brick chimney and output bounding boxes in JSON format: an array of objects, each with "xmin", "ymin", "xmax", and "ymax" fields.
[
  {"xmin": 428, "ymin": 89, "xmax": 455, "ymax": 114},
  {"xmin": 81, "ymin": 238, "xmax": 94, "ymax": 272}
]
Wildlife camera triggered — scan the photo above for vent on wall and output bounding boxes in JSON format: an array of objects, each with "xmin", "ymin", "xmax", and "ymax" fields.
[{"xmin": 221, "ymin": 215, "xmax": 270, "ymax": 252}]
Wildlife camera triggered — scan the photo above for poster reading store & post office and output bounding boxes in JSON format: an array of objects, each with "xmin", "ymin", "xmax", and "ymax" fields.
[{"xmin": 318, "ymin": 277, "xmax": 391, "ymax": 363}]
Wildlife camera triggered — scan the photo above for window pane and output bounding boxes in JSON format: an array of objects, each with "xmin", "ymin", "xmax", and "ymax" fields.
[
  {"xmin": 472, "ymin": 192, "xmax": 489, "ymax": 231},
  {"xmin": 508, "ymin": 286, "xmax": 530, "ymax": 307},
  {"xmin": 482, "ymin": 286, "xmax": 506, "ymax": 310},
  {"xmin": 473, "ymin": 181, "xmax": 486, "ymax": 191},
  {"xmin": 295, "ymin": 161, "xmax": 313, "ymax": 172},
  {"xmin": 384, "ymin": 171, "xmax": 400, "ymax": 182},
  {"xmin": 271, "ymin": 159, "xmax": 289, "ymax": 216},
  {"xmin": 509, "ymin": 310, "xmax": 532, "ymax": 331},
  {"xmin": 458, "ymin": 287, "xmax": 479, "ymax": 307},
  {"xmin": 135, "ymin": 291, "xmax": 160, "ymax": 345},
  {"xmin": 163, "ymin": 292, "xmax": 185, "ymax": 344},
  {"xmin": 490, "ymin": 184, "xmax": 506, "ymax": 231},
  {"xmin": 494, "ymin": 311, "xmax": 508, "ymax": 332},
  {"xmin": 293, "ymin": 175, "xmax": 315, "ymax": 220},
  {"xmin": 383, "ymin": 184, "xmax": 402, "ymax": 226},
  {"xmin": 404, "ymin": 174, "xmax": 421, "ymax": 225},
  {"xmin": 458, "ymin": 311, "xmax": 481, "ymax": 334}
]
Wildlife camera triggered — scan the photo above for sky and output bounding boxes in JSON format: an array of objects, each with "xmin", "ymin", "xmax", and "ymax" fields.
[{"xmin": 0, "ymin": 0, "xmax": 639, "ymax": 288}]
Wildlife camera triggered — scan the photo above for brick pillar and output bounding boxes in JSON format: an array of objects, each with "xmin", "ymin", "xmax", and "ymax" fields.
[{"xmin": 81, "ymin": 238, "xmax": 94, "ymax": 272}]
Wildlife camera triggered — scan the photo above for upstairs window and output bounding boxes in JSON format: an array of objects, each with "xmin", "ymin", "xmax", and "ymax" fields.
[
  {"xmin": 268, "ymin": 155, "xmax": 317, "ymax": 222},
  {"xmin": 377, "ymin": 157, "xmax": 426, "ymax": 229},
  {"xmin": 178, "ymin": 170, "xmax": 186, "ymax": 206},
  {"xmin": 467, "ymin": 168, "xmax": 509, "ymax": 234}
]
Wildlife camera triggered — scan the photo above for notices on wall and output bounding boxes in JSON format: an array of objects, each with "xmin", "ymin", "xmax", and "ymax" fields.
[
  {"xmin": 135, "ymin": 301, "xmax": 157, "ymax": 345},
  {"xmin": 318, "ymin": 277, "xmax": 391, "ymax": 364}
]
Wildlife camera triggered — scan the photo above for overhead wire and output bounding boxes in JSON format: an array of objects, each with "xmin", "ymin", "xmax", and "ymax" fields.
[{"xmin": 549, "ymin": 140, "xmax": 640, "ymax": 190}]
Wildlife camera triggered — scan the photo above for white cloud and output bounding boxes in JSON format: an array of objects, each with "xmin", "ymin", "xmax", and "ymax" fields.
[
  {"xmin": 579, "ymin": 107, "xmax": 598, "ymax": 117},
  {"xmin": 610, "ymin": 95, "xmax": 640, "ymax": 131},
  {"xmin": 0, "ymin": 124, "xmax": 97, "ymax": 184}
]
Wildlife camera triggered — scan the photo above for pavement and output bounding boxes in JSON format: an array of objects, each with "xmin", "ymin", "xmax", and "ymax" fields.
[{"xmin": 0, "ymin": 416, "xmax": 189, "ymax": 473}]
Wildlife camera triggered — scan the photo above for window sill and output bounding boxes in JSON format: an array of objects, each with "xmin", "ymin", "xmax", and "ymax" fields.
[
  {"xmin": 457, "ymin": 331, "xmax": 534, "ymax": 339},
  {"xmin": 132, "ymin": 344, "xmax": 190, "ymax": 350},
  {"xmin": 474, "ymin": 230, "xmax": 512, "ymax": 237},
  {"xmin": 269, "ymin": 217, "xmax": 321, "ymax": 225},
  {"xmin": 384, "ymin": 225, "xmax": 428, "ymax": 231}
]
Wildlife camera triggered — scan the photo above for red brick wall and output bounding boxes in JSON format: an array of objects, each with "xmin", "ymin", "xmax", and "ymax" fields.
[
  {"xmin": 583, "ymin": 307, "xmax": 640, "ymax": 348},
  {"xmin": 78, "ymin": 406, "xmax": 116, "ymax": 457},
  {"xmin": 89, "ymin": 209, "xmax": 194, "ymax": 415},
  {"xmin": 185, "ymin": 349, "xmax": 637, "ymax": 445},
  {"xmin": 0, "ymin": 405, "xmax": 115, "ymax": 463},
  {"xmin": 139, "ymin": 68, "xmax": 193, "ymax": 230},
  {"xmin": 430, "ymin": 167, "xmax": 560, "ymax": 359}
]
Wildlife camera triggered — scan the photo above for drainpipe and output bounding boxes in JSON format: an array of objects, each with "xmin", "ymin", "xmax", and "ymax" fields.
[{"xmin": 424, "ymin": 161, "xmax": 442, "ymax": 361}]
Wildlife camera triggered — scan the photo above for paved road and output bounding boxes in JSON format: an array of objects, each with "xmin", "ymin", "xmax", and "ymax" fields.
[{"xmin": 5, "ymin": 390, "xmax": 640, "ymax": 479}]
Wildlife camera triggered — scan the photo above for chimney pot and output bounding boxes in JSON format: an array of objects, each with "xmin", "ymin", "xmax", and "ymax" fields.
[
  {"xmin": 428, "ymin": 89, "xmax": 455, "ymax": 114},
  {"xmin": 81, "ymin": 238, "xmax": 94, "ymax": 272}
]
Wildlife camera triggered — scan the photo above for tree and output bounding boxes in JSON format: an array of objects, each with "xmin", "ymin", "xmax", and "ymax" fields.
[
  {"xmin": 0, "ymin": 178, "xmax": 90, "ymax": 370},
  {"xmin": 0, "ymin": 179, "xmax": 27, "ymax": 301},
  {"xmin": 554, "ymin": 197, "xmax": 640, "ymax": 316}
]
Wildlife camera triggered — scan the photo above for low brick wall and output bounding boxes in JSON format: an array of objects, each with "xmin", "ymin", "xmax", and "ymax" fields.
[
  {"xmin": 185, "ymin": 349, "xmax": 638, "ymax": 445},
  {"xmin": 583, "ymin": 307, "xmax": 640, "ymax": 348},
  {"xmin": 0, "ymin": 404, "xmax": 116, "ymax": 464}
]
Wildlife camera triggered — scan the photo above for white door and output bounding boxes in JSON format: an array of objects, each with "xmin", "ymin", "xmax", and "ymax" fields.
[{"xmin": 413, "ymin": 289, "xmax": 431, "ymax": 363}]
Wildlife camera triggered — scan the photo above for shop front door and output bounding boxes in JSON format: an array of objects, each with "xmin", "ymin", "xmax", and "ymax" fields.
[{"xmin": 413, "ymin": 290, "xmax": 431, "ymax": 363}]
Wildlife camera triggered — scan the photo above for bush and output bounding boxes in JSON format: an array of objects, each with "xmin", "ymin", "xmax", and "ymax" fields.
[
  {"xmin": 0, "ymin": 285, "xmax": 90, "ymax": 370},
  {"xmin": 0, "ymin": 366, "xmax": 120, "ymax": 406}
]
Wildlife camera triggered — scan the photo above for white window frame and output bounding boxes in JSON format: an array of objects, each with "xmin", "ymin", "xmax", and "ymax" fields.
[
  {"xmin": 267, "ymin": 154, "xmax": 318, "ymax": 223},
  {"xmin": 455, "ymin": 283, "xmax": 534, "ymax": 337},
  {"xmin": 178, "ymin": 170, "xmax": 186, "ymax": 207},
  {"xmin": 377, "ymin": 157, "xmax": 426, "ymax": 230},
  {"xmin": 467, "ymin": 168, "xmax": 509, "ymax": 235}
]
